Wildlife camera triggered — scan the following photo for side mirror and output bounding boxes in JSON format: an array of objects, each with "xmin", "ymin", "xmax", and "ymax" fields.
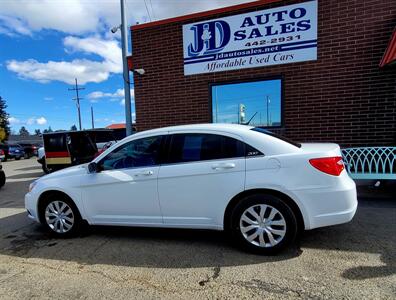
[{"xmin": 87, "ymin": 162, "xmax": 99, "ymax": 173}]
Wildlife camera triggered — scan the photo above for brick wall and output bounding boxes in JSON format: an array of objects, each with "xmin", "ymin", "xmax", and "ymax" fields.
[{"xmin": 132, "ymin": 0, "xmax": 396, "ymax": 147}]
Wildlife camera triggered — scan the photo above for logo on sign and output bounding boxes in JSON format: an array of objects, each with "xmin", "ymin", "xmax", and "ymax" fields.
[{"xmin": 187, "ymin": 21, "xmax": 231, "ymax": 57}]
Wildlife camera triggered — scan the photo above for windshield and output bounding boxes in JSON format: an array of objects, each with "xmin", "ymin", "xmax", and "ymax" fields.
[{"xmin": 251, "ymin": 127, "xmax": 301, "ymax": 148}]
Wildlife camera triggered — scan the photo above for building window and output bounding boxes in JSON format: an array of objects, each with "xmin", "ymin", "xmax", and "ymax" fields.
[{"xmin": 211, "ymin": 78, "xmax": 282, "ymax": 127}]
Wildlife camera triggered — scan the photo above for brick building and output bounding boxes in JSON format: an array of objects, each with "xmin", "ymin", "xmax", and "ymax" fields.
[{"xmin": 131, "ymin": 0, "xmax": 396, "ymax": 147}]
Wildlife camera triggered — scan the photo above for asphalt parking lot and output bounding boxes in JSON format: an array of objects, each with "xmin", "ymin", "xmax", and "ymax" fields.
[{"xmin": 0, "ymin": 159, "xmax": 395, "ymax": 299}]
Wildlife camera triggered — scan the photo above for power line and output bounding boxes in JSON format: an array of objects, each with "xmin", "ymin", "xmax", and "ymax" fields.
[
  {"xmin": 143, "ymin": 0, "xmax": 152, "ymax": 21},
  {"xmin": 149, "ymin": 0, "xmax": 155, "ymax": 20}
]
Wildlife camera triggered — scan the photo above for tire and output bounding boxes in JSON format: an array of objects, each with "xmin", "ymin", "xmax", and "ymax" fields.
[
  {"xmin": 39, "ymin": 195, "xmax": 82, "ymax": 237},
  {"xmin": 229, "ymin": 194, "xmax": 298, "ymax": 255},
  {"xmin": 0, "ymin": 171, "xmax": 5, "ymax": 188},
  {"xmin": 41, "ymin": 158, "xmax": 51, "ymax": 174},
  {"xmin": 15, "ymin": 156, "xmax": 21, "ymax": 160}
]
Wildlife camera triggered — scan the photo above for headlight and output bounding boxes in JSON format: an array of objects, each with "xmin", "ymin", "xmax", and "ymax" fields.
[{"xmin": 29, "ymin": 181, "xmax": 38, "ymax": 192}]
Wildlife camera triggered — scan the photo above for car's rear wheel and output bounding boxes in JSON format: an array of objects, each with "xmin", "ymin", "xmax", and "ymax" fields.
[
  {"xmin": 230, "ymin": 194, "xmax": 298, "ymax": 254},
  {"xmin": 40, "ymin": 196, "xmax": 82, "ymax": 237}
]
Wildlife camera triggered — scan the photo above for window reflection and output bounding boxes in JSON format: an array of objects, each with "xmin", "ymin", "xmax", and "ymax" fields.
[{"xmin": 212, "ymin": 79, "xmax": 282, "ymax": 127}]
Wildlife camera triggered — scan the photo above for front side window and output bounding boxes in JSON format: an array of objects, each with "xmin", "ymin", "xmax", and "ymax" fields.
[
  {"xmin": 168, "ymin": 133, "xmax": 245, "ymax": 164},
  {"xmin": 99, "ymin": 135, "xmax": 163, "ymax": 170},
  {"xmin": 212, "ymin": 78, "xmax": 282, "ymax": 127}
]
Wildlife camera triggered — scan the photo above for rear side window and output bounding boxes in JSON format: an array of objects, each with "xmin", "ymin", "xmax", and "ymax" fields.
[
  {"xmin": 167, "ymin": 133, "xmax": 247, "ymax": 163},
  {"xmin": 251, "ymin": 127, "xmax": 301, "ymax": 148}
]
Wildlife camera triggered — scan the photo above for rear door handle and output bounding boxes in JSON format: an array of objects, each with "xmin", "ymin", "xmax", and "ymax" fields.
[
  {"xmin": 212, "ymin": 163, "xmax": 236, "ymax": 170},
  {"xmin": 135, "ymin": 170, "xmax": 154, "ymax": 176}
]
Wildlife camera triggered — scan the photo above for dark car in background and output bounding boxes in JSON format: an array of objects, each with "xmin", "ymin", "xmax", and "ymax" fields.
[
  {"xmin": 8, "ymin": 144, "xmax": 25, "ymax": 160},
  {"xmin": 40, "ymin": 129, "xmax": 123, "ymax": 173},
  {"xmin": 19, "ymin": 143, "xmax": 40, "ymax": 158}
]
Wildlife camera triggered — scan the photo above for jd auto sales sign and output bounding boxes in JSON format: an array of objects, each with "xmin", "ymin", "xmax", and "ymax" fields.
[{"xmin": 183, "ymin": 1, "xmax": 317, "ymax": 75}]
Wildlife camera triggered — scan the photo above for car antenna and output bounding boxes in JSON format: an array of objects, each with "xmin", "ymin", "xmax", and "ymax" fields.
[{"xmin": 242, "ymin": 112, "xmax": 258, "ymax": 125}]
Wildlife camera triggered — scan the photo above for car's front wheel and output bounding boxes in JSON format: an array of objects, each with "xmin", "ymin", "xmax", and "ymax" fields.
[
  {"xmin": 40, "ymin": 196, "xmax": 82, "ymax": 237},
  {"xmin": 230, "ymin": 194, "xmax": 298, "ymax": 254}
]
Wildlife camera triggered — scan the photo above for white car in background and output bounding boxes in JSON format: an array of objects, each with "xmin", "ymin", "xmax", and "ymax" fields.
[{"xmin": 25, "ymin": 124, "xmax": 357, "ymax": 254}]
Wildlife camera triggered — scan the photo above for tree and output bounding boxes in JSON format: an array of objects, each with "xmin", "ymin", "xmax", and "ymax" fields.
[
  {"xmin": 43, "ymin": 126, "xmax": 53, "ymax": 134},
  {"xmin": 0, "ymin": 96, "xmax": 10, "ymax": 142},
  {"xmin": 19, "ymin": 126, "xmax": 30, "ymax": 136},
  {"xmin": 34, "ymin": 129, "xmax": 42, "ymax": 136},
  {"xmin": 70, "ymin": 124, "xmax": 77, "ymax": 131}
]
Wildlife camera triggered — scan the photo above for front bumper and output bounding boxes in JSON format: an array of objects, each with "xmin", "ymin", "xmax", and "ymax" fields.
[
  {"xmin": 25, "ymin": 192, "xmax": 40, "ymax": 222},
  {"xmin": 292, "ymin": 177, "xmax": 358, "ymax": 230}
]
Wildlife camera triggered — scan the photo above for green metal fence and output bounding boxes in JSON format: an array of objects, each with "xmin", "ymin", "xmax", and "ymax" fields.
[{"xmin": 341, "ymin": 147, "xmax": 396, "ymax": 180}]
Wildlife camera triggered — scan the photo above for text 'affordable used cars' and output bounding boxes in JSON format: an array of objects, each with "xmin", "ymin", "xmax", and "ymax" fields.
[{"xmin": 25, "ymin": 124, "xmax": 357, "ymax": 254}]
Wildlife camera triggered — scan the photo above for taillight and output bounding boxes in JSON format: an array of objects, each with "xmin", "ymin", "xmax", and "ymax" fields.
[
  {"xmin": 309, "ymin": 156, "xmax": 345, "ymax": 176},
  {"xmin": 0, "ymin": 149, "xmax": 4, "ymax": 155}
]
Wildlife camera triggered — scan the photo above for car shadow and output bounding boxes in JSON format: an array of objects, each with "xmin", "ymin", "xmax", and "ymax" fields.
[
  {"xmin": 14, "ymin": 166, "xmax": 42, "ymax": 172},
  {"xmin": 0, "ymin": 180, "xmax": 34, "ymax": 208},
  {"xmin": 0, "ymin": 212, "xmax": 302, "ymax": 268},
  {"xmin": 300, "ymin": 197, "xmax": 396, "ymax": 280},
  {"xmin": 0, "ymin": 197, "xmax": 395, "ymax": 273},
  {"xmin": 6, "ymin": 172, "xmax": 44, "ymax": 180}
]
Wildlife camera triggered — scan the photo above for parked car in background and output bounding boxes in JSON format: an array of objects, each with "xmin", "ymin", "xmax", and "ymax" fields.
[
  {"xmin": 19, "ymin": 143, "xmax": 40, "ymax": 158},
  {"xmin": 0, "ymin": 149, "xmax": 5, "ymax": 162},
  {"xmin": 8, "ymin": 144, "xmax": 25, "ymax": 160},
  {"xmin": 0, "ymin": 144, "xmax": 9, "ymax": 161},
  {"xmin": 0, "ymin": 160, "xmax": 5, "ymax": 188},
  {"xmin": 25, "ymin": 124, "xmax": 357, "ymax": 254}
]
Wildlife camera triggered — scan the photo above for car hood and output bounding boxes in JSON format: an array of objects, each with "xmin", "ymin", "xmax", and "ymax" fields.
[{"xmin": 39, "ymin": 164, "xmax": 88, "ymax": 181}]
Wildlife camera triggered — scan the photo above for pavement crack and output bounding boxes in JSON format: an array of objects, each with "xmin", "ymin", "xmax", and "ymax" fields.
[{"xmin": 198, "ymin": 266, "xmax": 221, "ymax": 286}]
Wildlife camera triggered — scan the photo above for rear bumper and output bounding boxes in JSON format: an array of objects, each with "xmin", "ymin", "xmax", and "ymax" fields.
[{"xmin": 292, "ymin": 177, "xmax": 358, "ymax": 230}]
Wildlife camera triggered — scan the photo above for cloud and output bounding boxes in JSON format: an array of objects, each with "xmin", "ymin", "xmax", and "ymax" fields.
[
  {"xmin": 8, "ymin": 117, "xmax": 20, "ymax": 125},
  {"xmin": 63, "ymin": 36, "xmax": 121, "ymax": 73},
  {"xmin": 2, "ymin": 1, "xmax": 251, "ymax": 84},
  {"xmin": 36, "ymin": 117, "xmax": 47, "ymax": 125},
  {"xmin": 8, "ymin": 116, "xmax": 47, "ymax": 126},
  {"xmin": 44, "ymin": 97, "xmax": 53, "ymax": 101},
  {"xmin": 0, "ymin": 15, "xmax": 32, "ymax": 36},
  {"xmin": 87, "ymin": 88, "xmax": 134, "ymax": 105},
  {"xmin": 6, "ymin": 36, "xmax": 122, "ymax": 84},
  {"xmin": 0, "ymin": 0, "xmax": 252, "ymax": 36}
]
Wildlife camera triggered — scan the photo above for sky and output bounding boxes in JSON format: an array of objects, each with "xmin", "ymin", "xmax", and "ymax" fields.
[
  {"xmin": 0, "ymin": 0, "xmax": 253, "ymax": 134},
  {"xmin": 212, "ymin": 79, "xmax": 282, "ymax": 126}
]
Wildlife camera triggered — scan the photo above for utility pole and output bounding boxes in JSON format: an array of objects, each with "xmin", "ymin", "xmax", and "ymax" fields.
[
  {"xmin": 91, "ymin": 106, "xmax": 95, "ymax": 129},
  {"xmin": 266, "ymin": 96, "xmax": 270, "ymax": 126},
  {"xmin": 68, "ymin": 78, "xmax": 84, "ymax": 130},
  {"xmin": 120, "ymin": 0, "xmax": 133, "ymax": 136}
]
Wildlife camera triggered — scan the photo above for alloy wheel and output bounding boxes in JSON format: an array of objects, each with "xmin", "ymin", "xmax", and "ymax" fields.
[
  {"xmin": 45, "ymin": 201, "xmax": 74, "ymax": 233},
  {"xmin": 239, "ymin": 204, "xmax": 286, "ymax": 248}
]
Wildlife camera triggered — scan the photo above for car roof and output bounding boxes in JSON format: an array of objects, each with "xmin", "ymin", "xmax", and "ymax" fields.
[
  {"xmin": 132, "ymin": 123, "xmax": 254, "ymax": 137},
  {"xmin": 43, "ymin": 129, "xmax": 114, "ymax": 135}
]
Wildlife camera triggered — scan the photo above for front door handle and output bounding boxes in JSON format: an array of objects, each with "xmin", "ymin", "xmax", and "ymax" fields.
[
  {"xmin": 135, "ymin": 170, "xmax": 154, "ymax": 176},
  {"xmin": 212, "ymin": 163, "xmax": 236, "ymax": 170}
]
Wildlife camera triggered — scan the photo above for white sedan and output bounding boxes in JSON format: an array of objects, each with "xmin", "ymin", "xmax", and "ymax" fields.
[{"xmin": 25, "ymin": 124, "xmax": 357, "ymax": 254}]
